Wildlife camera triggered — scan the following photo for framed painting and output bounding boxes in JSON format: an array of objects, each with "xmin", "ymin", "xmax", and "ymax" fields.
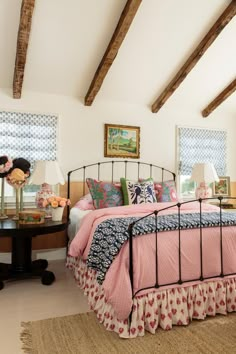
[
  {"xmin": 212, "ymin": 176, "xmax": 231, "ymax": 197},
  {"xmin": 104, "ymin": 124, "xmax": 140, "ymax": 158}
]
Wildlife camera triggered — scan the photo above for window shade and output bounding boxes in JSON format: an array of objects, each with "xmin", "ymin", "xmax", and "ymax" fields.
[
  {"xmin": 0, "ymin": 111, "xmax": 58, "ymax": 169},
  {"xmin": 178, "ymin": 127, "xmax": 226, "ymax": 176}
]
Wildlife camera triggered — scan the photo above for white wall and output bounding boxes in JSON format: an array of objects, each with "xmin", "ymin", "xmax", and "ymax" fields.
[{"xmin": 0, "ymin": 88, "xmax": 235, "ymax": 181}]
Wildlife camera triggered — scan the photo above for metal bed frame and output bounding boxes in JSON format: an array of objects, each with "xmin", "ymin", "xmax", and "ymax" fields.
[
  {"xmin": 128, "ymin": 196, "xmax": 236, "ymax": 301},
  {"xmin": 67, "ymin": 160, "xmax": 236, "ymax": 326},
  {"xmin": 67, "ymin": 160, "xmax": 175, "ymax": 218}
]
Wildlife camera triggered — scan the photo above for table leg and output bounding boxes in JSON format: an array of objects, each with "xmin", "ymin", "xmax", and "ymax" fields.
[
  {"xmin": 0, "ymin": 236, "xmax": 55, "ymax": 289},
  {"xmin": 12, "ymin": 236, "xmax": 32, "ymax": 273}
]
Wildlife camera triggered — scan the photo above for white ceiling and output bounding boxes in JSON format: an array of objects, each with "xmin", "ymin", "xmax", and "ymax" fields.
[{"xmin": 0, "ymin": 0, "xmax": 235, "ymax": 111}]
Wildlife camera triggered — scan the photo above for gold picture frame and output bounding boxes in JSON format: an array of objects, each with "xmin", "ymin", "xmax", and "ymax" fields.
[
  {"xmin": 104, "ymin": 124, "xmax": 140, "ymax": 158},
  {"xmin": 212, "ymin": 176, "xmax": 231, "ymax": 197}
]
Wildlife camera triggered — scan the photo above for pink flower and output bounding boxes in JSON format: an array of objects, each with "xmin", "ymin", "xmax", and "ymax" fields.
[{"xmin": 59, "ymin": 200, "xmax": 66, "ymax": 207}]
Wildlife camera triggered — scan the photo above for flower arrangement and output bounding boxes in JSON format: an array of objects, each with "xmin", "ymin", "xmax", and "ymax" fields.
[
  {"xmin": 43, "ymin": 196, "xmax": 71, "ymax": 209},
  {"xmin": 5, "ymin": 157, "xmax": 31, "ymax": 189},
  {"xmin": 0, "ymin": 155, "xmax": 13, "ymax": 177}
]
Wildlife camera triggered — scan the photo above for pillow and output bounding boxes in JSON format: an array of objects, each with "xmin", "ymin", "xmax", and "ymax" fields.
[
  {"xmin": 74, "ymin": 193, "xmax": 95, "ymax": 211},
  {"xmin": 120, "ymin": 177, "xmax": 157, "ymax": 205},
  {"xmin": 154, "ymin": 180, "xmax": 178, "ymax": 202},
  {"xmin": 86, "ymin": 178, "xmax": 123, "ymax": 209}
]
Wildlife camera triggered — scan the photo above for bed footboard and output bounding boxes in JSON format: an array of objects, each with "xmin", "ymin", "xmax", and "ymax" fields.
[{"xmin": 128, "ymin": 197, "xmax": 236, "ymax": 316}]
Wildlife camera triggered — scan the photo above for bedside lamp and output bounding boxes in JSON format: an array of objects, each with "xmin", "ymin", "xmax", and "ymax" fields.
[
  {"xmin": 190, "ymin": 163, "xmax": 219, "ymax": 199},
  {"xmin": 29, "ymin": 160, "xmax": 65, "ymax": 217}
]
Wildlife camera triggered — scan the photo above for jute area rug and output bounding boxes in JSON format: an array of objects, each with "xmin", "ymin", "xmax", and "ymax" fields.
[{"xmin": 21, "ymin": 312, "xmax": 236, "ymax": 354}]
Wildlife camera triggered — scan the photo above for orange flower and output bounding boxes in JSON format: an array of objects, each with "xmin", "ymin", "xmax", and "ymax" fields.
[
  {"xmin": 51, "ymin": 200, "xmax": 59, "ymax": 208},
  {"xmin": 48, "ymin": 196, "xmax": 55, "ymax": 203},
  {"xmin": 45, "ymin": 195, "xmax": 70, "ymax": 208}
]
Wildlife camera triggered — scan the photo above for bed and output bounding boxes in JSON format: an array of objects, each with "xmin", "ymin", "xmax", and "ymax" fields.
[{"xmin": 66, "ymin": 160, "xmax": 236, "ymax": 338}]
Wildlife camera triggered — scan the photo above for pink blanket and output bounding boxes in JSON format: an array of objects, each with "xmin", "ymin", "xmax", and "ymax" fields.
[{"xmin": 69, "ymin": 201, "xmax": 236, "ymax": 320}]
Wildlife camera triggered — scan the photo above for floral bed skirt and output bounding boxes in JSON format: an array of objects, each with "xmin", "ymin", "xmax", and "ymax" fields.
[{"xmin": 66, "ymin": 255, "xmax": 236, "ymax": 338}]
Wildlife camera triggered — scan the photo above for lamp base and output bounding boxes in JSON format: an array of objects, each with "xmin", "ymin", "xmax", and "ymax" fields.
[
  {"xmin": 195, "ymin": 182, "xmax": 212, "ymax": 200},
  {"xmin": 36, "ymin": 183, "xmax": 54, "ymax": 217}
]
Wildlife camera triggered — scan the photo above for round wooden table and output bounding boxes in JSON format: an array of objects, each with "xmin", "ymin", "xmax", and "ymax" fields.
[{"xmin": 0, "ymin": 218, "xmax": 68, "ymax": 290}]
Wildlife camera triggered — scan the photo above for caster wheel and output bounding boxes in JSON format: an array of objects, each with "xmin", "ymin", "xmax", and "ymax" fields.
[
  {"xmin": 32, "ymin": 259, "xmax": 48, "ymax": 275},
  {"xmin": 39, "ymin": 259, "xmax": 48, "ymax": 270},
  {"xmin": 0, "ymin": 281, "xmax": 4, "ymax": 290},
  {"xmin": 41, "ymin": 271, "xmax": 55, "ymax": 285}
]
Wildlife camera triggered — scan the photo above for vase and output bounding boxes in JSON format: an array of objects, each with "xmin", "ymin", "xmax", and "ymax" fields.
[
  {"xmin": 12, "ymin": 188, "xmax": 21, "ymax": 221},
  {"xmin": 195, "ymin": 182, "xmax": 212, "ymax": 200},
  {"xmin": 51, "ymin": 207, "xmax": 64, "ymax": 221}
]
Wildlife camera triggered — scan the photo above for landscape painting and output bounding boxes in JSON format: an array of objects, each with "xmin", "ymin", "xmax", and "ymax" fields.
[{"xmin": 104, "ymin": 124, "xmax": 140, "ymax": 158}]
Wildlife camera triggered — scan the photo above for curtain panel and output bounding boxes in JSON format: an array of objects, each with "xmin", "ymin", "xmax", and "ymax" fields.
[
  {"xmin": 0, "ymin": 111, "xmax": 58, "ymax": 169},
  {"xmin": 178, "ymin": 127, "xmax": 226, "ymax": 176}
]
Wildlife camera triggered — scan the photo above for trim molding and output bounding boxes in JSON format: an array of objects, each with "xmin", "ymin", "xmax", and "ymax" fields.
[{"xmin": 0, "ymin": 247, "xmax": 67, "ymax": 263}]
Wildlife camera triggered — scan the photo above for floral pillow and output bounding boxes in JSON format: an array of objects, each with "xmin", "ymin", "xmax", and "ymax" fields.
[
  {"xmin": 86, "ymin": 178, "xmax": 123, "ymax": 209},
  {"xmin": 120, "ymin": 177, "xmax": 157, "ymax": 205},
  {"xmin": 154, "ymin": 180, "xmax": 178, "ymax": 202}
]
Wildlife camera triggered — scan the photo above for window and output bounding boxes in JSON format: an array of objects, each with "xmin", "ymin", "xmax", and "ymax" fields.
[
  {"xmin": 0, "ymin": 110, "xmax": 58, "ymax": 205},
  {"xmin": 176, "ymin": 126, "xmax": 227, "ymax": 200}
]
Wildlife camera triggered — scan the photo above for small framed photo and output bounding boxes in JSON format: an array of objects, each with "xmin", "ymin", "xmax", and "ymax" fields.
[
  {"xmin": 212, "ymin": 176, "xmax": 231, "ymax": 197},
  {"xmin": 104, "ymin": 124, "xmax": 140, "ymax": 158}
]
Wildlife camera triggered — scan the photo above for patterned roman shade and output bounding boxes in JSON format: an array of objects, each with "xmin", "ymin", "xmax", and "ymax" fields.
[
  {"xmin": 0, "ymin": 111, "xmax": 58, "ymax": 169},
  {"xmin": 178, "ymin": 127, "xmax": 226, "ymax": 176}
]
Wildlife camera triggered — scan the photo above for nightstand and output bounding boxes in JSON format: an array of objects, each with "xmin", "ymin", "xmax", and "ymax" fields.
[
  {"xmin": 210, "ymin": 201, "xmax": 236, "ymax": 210},
  {"xmin": 0, "ymin": 218, "xmax": 68, "ymax": 290}
]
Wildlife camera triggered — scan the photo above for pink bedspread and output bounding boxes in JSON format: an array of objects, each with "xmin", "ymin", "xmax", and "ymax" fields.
[{"xmin": 69, "ymin": 201, "xmax": 236, "ymax": 320}]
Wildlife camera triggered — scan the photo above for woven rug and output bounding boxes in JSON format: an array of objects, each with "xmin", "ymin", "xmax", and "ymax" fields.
[{"xmin": 21, "ymin": 312, "xmax": 236, "ymax": 354}]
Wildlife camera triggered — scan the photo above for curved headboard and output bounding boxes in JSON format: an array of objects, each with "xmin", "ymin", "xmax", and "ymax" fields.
[{"xmin": 67, "ymin": 160, "xmax": 176, "ymax": 213}]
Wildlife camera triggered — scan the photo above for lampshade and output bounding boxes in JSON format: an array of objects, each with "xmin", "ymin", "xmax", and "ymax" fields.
[
  {"xmin": 190, "ymin": 163, "xmax": 219, "ymax": 184},
  {"xmin": 29, "ymin": 160, "xmax": 65, "ymax": 185}
]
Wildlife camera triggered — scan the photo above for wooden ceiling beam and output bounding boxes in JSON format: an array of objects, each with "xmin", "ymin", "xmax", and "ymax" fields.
[
  {"xmin": 202, "ymin": 78, "xmax": 236, "ymax": 117},
  {"xmin": 13, "ymin": 0, "xmax": 35, "ymax": 99},
  {"xmin": 84, "ymin": 0, "xmax": 142, "ymax": 106},
  {"xmin": 151, "ymin": 1, "xmax": 236, "ymax": 113}
]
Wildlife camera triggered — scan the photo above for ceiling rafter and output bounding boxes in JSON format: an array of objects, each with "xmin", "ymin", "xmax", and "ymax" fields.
[
  {"xmin": 13, "ymin": 0, "xmax": 35, "ymax": 99},
  {"xmin": 84, "ymin": 0, "xmax": 142, "ymax": 106},
  {"xmin": 151, "ymin": 0, "xmax": 236, "ymax": 114},
  {"xmin": 202, "ymin": 78, "xmax": 236, "ymax": 117}
]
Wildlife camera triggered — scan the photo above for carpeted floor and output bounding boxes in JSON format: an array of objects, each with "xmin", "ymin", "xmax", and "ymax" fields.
[{"xmin": 21, "ymin": 312, "xmax": 236, "ymax": 354}]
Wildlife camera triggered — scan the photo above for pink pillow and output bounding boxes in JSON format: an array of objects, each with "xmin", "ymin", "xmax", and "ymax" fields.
[
  {"xmin": 154, "ymin": 180, "xmax": 178, "ymax": 202},
  {"xmin": 139, "ymin": 178, "xmax": 178, "ymax": 202},
  {"xmin": 75, "ymin": 193, "xmax": 95, "ymax": 211}
]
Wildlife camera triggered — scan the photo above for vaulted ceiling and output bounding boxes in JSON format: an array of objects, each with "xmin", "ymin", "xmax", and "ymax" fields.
[{"xmin": 1, "ymin": 0, "xmax": 236, "ymax": 116}]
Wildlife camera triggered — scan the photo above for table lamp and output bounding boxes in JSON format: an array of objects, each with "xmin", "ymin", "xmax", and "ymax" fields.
[
  {"xmin": 29, "ymin": 160, "xmax": 65, "ymax": 217},
  {"xmin": 190, "ymin": 163, "xmax": 219, "ymax": 199}
]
